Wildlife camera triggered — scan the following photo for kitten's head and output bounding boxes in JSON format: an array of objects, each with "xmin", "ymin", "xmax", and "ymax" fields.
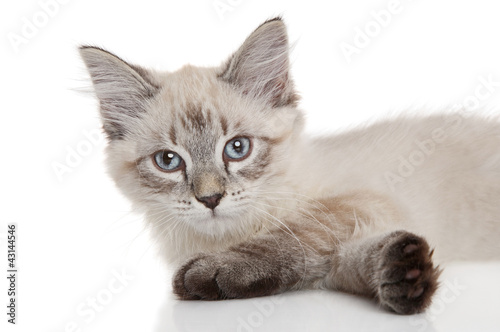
[{"xmin": 80, "ymin": 18, "xmax": 303, "ymax": 238}]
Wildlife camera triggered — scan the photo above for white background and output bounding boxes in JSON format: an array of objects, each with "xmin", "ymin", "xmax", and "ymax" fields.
[{"xmin": 2, "ymin": 0, "xmax": 500, "ymax": 331}]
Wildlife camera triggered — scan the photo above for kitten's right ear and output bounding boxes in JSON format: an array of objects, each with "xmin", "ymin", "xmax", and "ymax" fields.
[{"xmin": 79, "ymin": 46, "xmax": 160, "ymax": 140}]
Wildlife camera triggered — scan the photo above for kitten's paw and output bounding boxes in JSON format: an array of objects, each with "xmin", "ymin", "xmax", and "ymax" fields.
[
  {"xmin": 377, "ymin": 231, "xmax": 441, "ymax": 314},
  {"xmin": 173, "ymin": 252, "xmax": 282, "ymax": 300}
]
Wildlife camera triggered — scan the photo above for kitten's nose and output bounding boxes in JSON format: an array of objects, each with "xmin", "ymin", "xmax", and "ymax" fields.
[{"xmin": 196, "ymin": 194, "xmax": 223, "ymax": 210}]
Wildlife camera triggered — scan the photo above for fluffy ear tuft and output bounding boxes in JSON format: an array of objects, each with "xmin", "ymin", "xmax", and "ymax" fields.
[
  {"xmin": 79, "ymin": 46, "xmax": 160, "ymax": 140},
  {"xmin": 219, "ymin": 17, "xmax": 298, "ymax": 108}
]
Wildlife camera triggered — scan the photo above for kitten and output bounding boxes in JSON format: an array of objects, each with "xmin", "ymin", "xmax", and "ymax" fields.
[{"xmin": 79, "ymin": 17, "xmax": 500, "ymax": 314}]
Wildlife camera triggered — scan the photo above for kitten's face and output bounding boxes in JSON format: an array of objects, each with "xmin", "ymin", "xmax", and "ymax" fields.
[
  {"xmin": 114, "ymin": 67, "xmax": 301, "ymax": 236},
  {"xmin": 81, "ymin": 19, "xmax": 302, "ymax": 237}
]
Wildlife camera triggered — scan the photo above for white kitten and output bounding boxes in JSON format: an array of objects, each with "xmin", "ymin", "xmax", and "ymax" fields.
[{"xmin": 80, "ymin": 17, "xmax": 500, "ymax": 314}]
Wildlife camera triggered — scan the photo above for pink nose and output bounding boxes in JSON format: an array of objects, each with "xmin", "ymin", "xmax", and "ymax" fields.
[{"xmin": 196, "ymin": 194, "xmax": 223, "ymax": 210}]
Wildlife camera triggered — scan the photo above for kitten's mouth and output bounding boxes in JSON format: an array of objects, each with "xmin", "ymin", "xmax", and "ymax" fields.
[
  {"xmin": 200, "ymin": 207, "xmax": 231, "ymax": 221},
  {"xmin": 189, "ymin": 207, "xmax": 221, "ymax": 221},
  {"xmin": 190, "ymin": 203, "xmax": 248, "ymax": 224},
  {"xmin": 187, "ymin": 210, "xmax": 235, "ymax": 236}
]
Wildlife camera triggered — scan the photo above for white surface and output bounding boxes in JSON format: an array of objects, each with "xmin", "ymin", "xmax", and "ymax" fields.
[{"xmin": 2, "ymin": 0, "xmax": 500, "ymax": 331}]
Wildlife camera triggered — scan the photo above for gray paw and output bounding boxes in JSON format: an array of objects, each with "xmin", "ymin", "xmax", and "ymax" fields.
[
  {"xmin": 377, "ymin": 231, "xmax": 441, "ymax": 314},
  {"xmin": 173, "ymin": 252, "xmax": 282, "ymax": 300}
]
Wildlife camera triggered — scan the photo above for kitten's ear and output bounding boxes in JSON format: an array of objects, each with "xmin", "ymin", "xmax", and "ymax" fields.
[
  {"xmin": 79, "ymin": 46, "xmax": 159, "ymax": 140},
  {"xmin": 219, "ymin": 17, "xmax": 298, "ymax": 108}
]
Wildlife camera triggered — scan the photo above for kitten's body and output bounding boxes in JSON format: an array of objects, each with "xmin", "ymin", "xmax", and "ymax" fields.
[
  {"xmin": 147, "ymin": 113, "xmax": 500, "ymax": 265},
  {"xmin": 294, "ymin": 114, "xmax": 500, "ymax": 262},
  {"xmin": 80, "ymin": 18, "xmax": 500, "ymax": 314}
]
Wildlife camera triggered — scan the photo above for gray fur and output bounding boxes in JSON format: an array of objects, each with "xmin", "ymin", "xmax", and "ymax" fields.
[{"xmin": 80, "ymin": 17, "xmax": 500, "ymax": 315}]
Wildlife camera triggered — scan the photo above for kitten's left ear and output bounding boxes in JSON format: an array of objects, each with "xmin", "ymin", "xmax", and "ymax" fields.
[{"xmin": 219, "ymin": 17, "xmax": 298, "ymax": 108}]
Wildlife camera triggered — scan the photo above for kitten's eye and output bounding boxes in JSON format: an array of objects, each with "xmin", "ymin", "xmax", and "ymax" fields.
[
  {"xmin": 224, "ymin": 137, "xmax": 252, "ymax": 162},
  {"xmin": 153, "ymin": 150, "xmax": 184, "ymax": 172}
]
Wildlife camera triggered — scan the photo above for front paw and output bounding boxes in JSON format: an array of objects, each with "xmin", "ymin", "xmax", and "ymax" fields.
[
  {"xmin": 377, "ymin": 231, "xmax": 441, "ymax": 314},
  {"xmin": 173, "ymin": 252, "xmax": 282, "ymax": 300}
]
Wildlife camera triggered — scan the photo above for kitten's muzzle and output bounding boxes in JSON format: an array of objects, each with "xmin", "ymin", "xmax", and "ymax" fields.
[{"xmin": 196, "ymin": 194, "xmax": 223, "ymax": 210}]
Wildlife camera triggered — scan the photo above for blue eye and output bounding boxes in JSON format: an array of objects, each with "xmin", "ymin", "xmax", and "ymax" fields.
[
  {"xmin": 153, "ymin": 151, "xmax": 184, "ymax": 172},
  {"xmin": 224, "ymin": 137, "xmax": 252, "ymax": 161}
]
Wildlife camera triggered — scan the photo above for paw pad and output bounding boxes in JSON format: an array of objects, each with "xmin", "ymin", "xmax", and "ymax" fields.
[{"xmin": 378, "ymin": 232, "xmax": 441, "ymax": 314}]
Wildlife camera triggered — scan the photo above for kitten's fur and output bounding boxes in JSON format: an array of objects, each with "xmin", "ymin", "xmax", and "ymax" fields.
[{"xmin": 80, "ymin": 18, "xmax": 500, "ymax": 314}]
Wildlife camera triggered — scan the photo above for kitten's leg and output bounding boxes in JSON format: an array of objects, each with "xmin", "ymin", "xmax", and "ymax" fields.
[
  {"xmin": 172, "ymin": 194, "xmax": 364, "ymax": 302},
  {"xmin": 327, "ymin": 230, "xmax": 441, "ymax": 314},
  {"xmin": 173, "ymin": 224, "xmax": 333, "ymax": 301},
  {"xmin": 173, "ymin": 191, "xmax": 440, "ymax": 314}
]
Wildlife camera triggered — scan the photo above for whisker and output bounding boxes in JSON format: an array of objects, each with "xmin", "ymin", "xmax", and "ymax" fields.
[
  {"xmin": 249, "ymin": 205, "xmax": 310, "ymax": 289},
  {"xmin": 253, "ymin": 200, "xmax": 340, "ymax": 246}
]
